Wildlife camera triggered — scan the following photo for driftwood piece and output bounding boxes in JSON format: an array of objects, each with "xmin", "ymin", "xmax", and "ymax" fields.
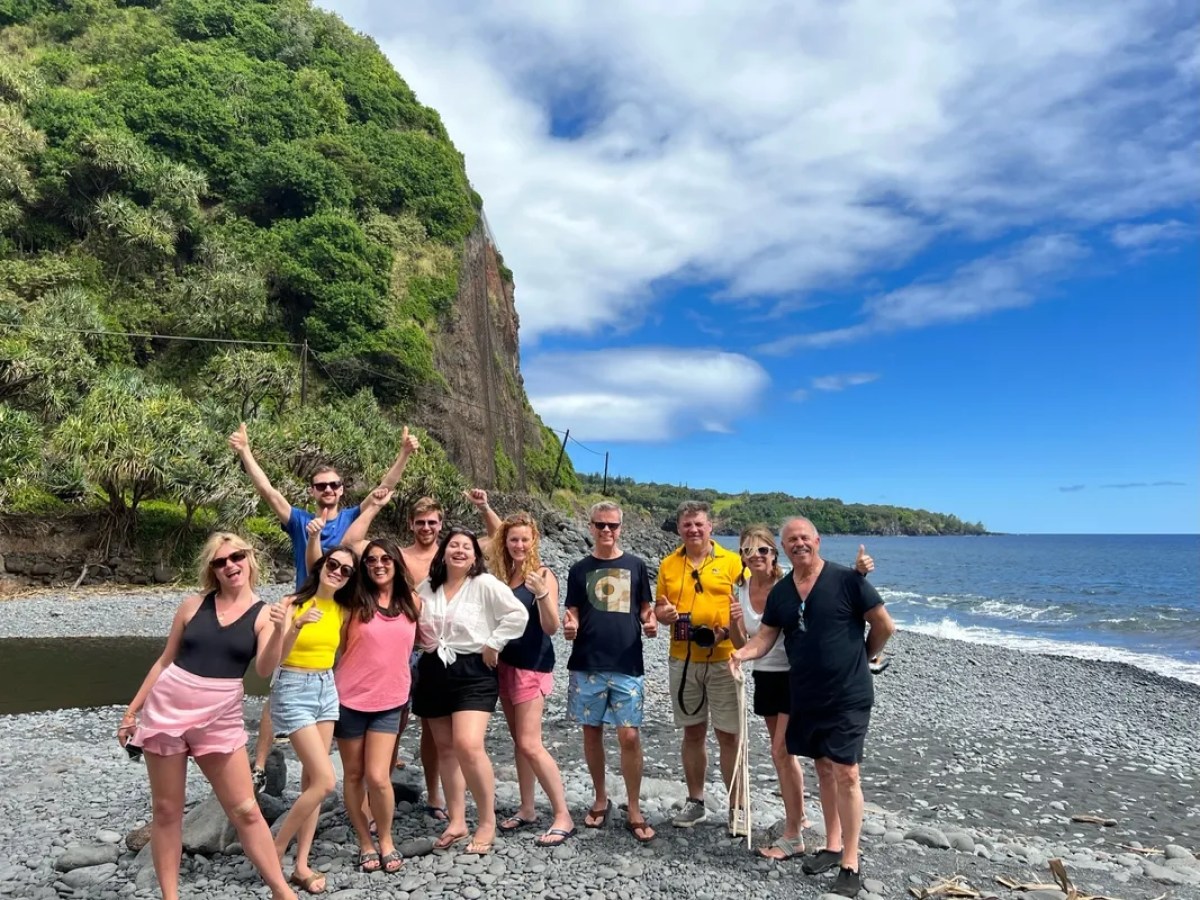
[
  {"xmin": 1116, "ymin": 844, "xmax": 1163, "ymax": 855},
  {"xmin": 908, "ymin": 875, "xmax": 982, "ymax": 899},
  {"xmin": 1070, "ymin": 814, "xmax": 1117, "ymax": 827},
  {"xmin": 996, "ymin": 861, "xmax": 1128, "ymax": 900}
]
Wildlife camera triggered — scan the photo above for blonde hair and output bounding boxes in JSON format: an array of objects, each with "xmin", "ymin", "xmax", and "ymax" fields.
[
  {"xmin": 410, "ymin": 496, "xmax": 443, "ymax": 519},
  {"xmin": 738, "ymin": 524, "xmax": 783, "ymax": 584},
  {"xmin": 487, "ymin": 512, "xmax": 542, "ymax": 584},
  {"xmin": 197, "ymin": 532, "xmax": 260, "ymax": 593}
]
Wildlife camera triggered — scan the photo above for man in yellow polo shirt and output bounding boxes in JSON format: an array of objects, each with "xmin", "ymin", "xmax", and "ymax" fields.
[{"xmin": 654, "ymin": 500, "xmax": 747, "ymax": 829}]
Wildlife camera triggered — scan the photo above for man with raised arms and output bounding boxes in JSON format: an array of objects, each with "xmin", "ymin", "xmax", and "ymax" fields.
[
  {"xmin": 563, "ymin": 501, "xmax": 658, "ymax": 843},
  {"xmin": 730, "ymin": 517, "xmax": 895, "ymax": 898},
  {"xmin": 228, "ymin": 422, "xmax": 418, "ymax": 785}
]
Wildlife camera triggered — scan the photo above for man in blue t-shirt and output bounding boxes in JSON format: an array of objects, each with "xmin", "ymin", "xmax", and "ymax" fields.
[
  {"xmin": 563, "ymin": 501, "xmax": 658, "ymax": 844},
  {"xmin": 228, "ymin": 421, "xmax": 418, "ymax": 784}
]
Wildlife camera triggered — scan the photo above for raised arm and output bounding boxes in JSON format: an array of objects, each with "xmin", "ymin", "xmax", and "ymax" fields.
[
  {"xmin": 374, "ymin": 426, "xmax": 420, "ymax": 496},
  {"xmin": 304, "ymin": 518, "xmax": 324, "ymax": 572},
  {"xmin": 339, "ymin": 487, "xmax": 394, "ymax": 552},
  {"xmin": 854, "ymin": 544, "xmax": 875, "ymax": 576},
  {"xmin": 254, "ymin": 597, "xmax": 293, "ymax": 677},
  {"xmin": 228, "ymin": 423, "xmax": 291, "ymax": 524},
  {"xmin": 463, "ymin": 488, "xmax": 502, "ymax": 540}
]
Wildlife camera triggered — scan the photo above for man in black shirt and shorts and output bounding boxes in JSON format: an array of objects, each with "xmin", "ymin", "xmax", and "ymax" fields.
[
  {"xmin": 730, "ymin": 516, "xmax": 895, "ymax": 897},
  {"xmin": 563, "ymin": 501, "xmax": 659, "ymax": 844}
]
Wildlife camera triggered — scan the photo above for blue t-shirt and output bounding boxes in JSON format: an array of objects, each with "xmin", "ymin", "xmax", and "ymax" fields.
[{"xmin": 284, "ymin": 507, "xmax": 361, "ymax": 587}]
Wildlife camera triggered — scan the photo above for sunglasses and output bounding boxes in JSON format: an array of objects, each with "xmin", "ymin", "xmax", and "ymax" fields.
[
  {"xmin": 413, "ymin": 519, "xmax": 441, "ymax": 528},
  {"xmin": 364, "ymin": 554, "xmax": 394, "ymax": 567},
  {"xmin": 324, "ymin": 558, "xmax": 355, "ymax": 578},
  {"xmin": 311, "ymin": 480, "xmax": 343, "ymax": 492},
  {"xmin": 740, "ymin": 546, "xmax": 773, "ymax": 557},
  {"xmin": 125, "ymin": 744, "xmax": 143, "ymax": 762},
  {"xmin": 591, "ymin": 521, "xmax": 621, "ymax": 531},
  {"xmin": 690, "ymin": 569, "xmax": 703, "ymax": 593},
  {"xmin": 209, "ymin": 549, "xmax": 250, "ymax": 570}
]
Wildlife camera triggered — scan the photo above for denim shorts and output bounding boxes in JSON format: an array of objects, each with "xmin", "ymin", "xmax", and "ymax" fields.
[
  {"xmin": 270, "ymin": 668, "xmax": 339, "ymax": 736},
  {"xmin": 566, "ymin": 671, "xmax": 644, "ymax": 728}
]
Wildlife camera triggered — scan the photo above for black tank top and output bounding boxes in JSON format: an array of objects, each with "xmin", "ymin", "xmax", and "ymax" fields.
[
  {"xmin": 175, "ymin": 592, "xmax": 265, "ymax": 679},
  {"xmin": 498, "ymin": 583, "xmax": 555, "ymax": 673}
]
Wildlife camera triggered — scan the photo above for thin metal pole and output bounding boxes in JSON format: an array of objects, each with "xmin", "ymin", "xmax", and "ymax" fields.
[
  {"xmin": 550, "ymin": 429, "xmax": 569, "ymax": 496},
  {"xmin": 602, "ymin": 452, "xmax": 609, "ymax": 494}
]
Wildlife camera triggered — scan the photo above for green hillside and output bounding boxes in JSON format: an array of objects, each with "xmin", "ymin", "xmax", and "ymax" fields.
[
  {"xmin": 0, "ymin": 0, "xmax": 575, "ymax": 555},
  {"xmin": 580, "ymin": 475, "xmax": 988, "ymax": 536}
]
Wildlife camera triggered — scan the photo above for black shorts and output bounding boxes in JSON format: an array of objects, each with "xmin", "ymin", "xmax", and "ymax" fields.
[
  {"xmin": 334, "ymin": 704, "xmax": 404, "ymax": 740},
  {"xmin": 412, "ymin": 652, "xmax": 498, "ymax": 719},
  {"xmin": 751, "ymin": 670, "xmax": 791, "ymax": 718},
  {"xmin": 786, "ymin": 704, "xmax": 872, "ymax": 764}
]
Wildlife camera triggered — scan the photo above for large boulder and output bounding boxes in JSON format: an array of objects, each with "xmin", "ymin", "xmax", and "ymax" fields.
[
  {"xmin": 181, "ymin": 793, "xmax": 237, "ymax": 855},
  {"xmin": 54, "ymin": 843, "xmax": 119, "ymax": 871}
]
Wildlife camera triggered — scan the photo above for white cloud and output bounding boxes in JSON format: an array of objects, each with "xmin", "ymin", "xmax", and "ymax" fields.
[
  {"xmin": 524, "ymin": 347, "xmax": 769, "ymax": 442},
  {"xmin": 811, "ymin": 373, "xmax": 880, "ymax": 392},
  {"xmin": 1109, "ymin": 219, "xmax": 1196, "ymax": 251},
  {"xmin": 319, "ymin": 1, "xmax": 1198, "ymax": 342},
  {"xmin": 760, "ymin": 234, "xmax": 1089, "ymax": 353}
]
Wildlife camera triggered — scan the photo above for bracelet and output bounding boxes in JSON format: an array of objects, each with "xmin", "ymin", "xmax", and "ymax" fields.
[{"xmin": 535, "ymin": 592, "xmax": 550, "ymax": 601}]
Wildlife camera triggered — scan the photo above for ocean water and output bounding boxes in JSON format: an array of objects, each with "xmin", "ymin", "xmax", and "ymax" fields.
[{"xmin": 715, "ymin": 533, "xmax": 1200, "ymax": 686}]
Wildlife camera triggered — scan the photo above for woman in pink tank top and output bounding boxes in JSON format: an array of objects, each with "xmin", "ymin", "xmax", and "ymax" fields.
[{"xmin": 334, "ymin": 538, "xmax": 420, "ymax": 875}]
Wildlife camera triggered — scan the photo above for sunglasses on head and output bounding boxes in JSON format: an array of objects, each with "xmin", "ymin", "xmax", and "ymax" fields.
[
  {"xmin": 209, "ymin": 549, "xmax": 249, "ymax": 570},
  {"xmin": 740, "ymin": 546, "xmax": 773, "ymax": 557},
  {"xmin": 311, "ymin": 480, "xmax": 342, "ymax": 492},
  {"xmin": 690, "ymin": 569, "xmax": 703, "ymax": 593},
  {"xmin": 413, "ymin": 518, "xmax": 441, "ymax": 528},
  {"xmin": 591, "ymin": 521, "xmax": 621, "ymax": 531},
  {"xmin": 324, "ymin": 557, "xmax": 355, "ymax": 578}
]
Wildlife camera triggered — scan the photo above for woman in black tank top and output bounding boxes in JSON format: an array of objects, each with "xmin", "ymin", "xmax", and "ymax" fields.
[{"xmin": 116, "ymin": 533, "xmax": 296, "ymax": 900}]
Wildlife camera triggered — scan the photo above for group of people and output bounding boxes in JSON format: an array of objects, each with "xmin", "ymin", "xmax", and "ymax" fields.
[{"xmin": 116, "ymin": 426, "xmax": 895, "ymax": 900}]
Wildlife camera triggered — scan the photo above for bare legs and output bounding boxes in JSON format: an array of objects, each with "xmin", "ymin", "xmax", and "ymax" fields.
[
  {"xmin": 252, "ymin": 701, "xmax": 273, "ymax": 772},
  {"xmin": 195, "ymin": 748, "xmax": 296, "ymax": 899},
  {"xmin": 426, "ymin": 711, "xmax": 496, "ymax": 850},
  {"xmin": 813, "ymin": 758, "xmax": 864, "ymax": 870},
  {"xmin": 273, "ymin": 721, "xmax": 336, "ymax": 887},
  {"xmin": 144, "ymin": 749, "xmax": 295, "ymax": 900},
  {"xmin": 581, "ymin": 725, "xmax": 647, "ymax": 827},
  {"xmin": 420, "ymin": 721, "xmax": 444, "ymax": 811},
  {"xmin": 757, "ymin": 713, "xmax": 808, "ymax": 858},
  {"xmin": 500, "ymin": 693, "xmax": 573, "ymax": 835},
  {"xmin": 339, "ymin": 731, "xmax": 398, "ymax": 864}
]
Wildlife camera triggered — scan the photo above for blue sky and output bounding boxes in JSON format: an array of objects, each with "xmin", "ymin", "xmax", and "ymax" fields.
[{"xmin": 323, "ymin": 1, "xmax": 1199, "ymax": 534}]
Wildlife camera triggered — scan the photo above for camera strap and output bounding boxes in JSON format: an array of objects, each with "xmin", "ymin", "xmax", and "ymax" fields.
[{"xmin": 676, "ymin": 640, "xmax": 712, "ymax": 718}]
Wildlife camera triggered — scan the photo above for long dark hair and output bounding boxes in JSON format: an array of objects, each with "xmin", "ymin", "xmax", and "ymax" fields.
[
  {"xmin": 293, "ymin": 544, "xmax": 363, "ymax": 615},
  {"xmin": 356, "ymin": 538, "xmax": 418, "ymax": 623},
  {"xmin": 428, "ymin": 527, "xmax": 486, "ymax": 591}
]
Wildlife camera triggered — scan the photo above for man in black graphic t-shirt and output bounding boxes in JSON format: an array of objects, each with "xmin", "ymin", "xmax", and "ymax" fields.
[
  {"xmin": 564, "ymin": 501, "xmax": 658, "ymax": 843},
  {"xmin": 731, "ymin": 517, "xmax": 895, "ymax": 898}
]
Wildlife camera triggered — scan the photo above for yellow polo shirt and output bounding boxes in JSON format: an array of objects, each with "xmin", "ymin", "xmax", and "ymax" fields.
[{"xmin": 656, "ymin": 541, "xmax": 746, "ymax": 663}]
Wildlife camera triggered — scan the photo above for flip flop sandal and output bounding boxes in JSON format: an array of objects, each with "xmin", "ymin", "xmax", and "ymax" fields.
[
  {"xmin": 357, "ymin": 850, "xmax": 381, "ymax": 873},
  {"xmin": 534, "ymin": 827, "xmax": 577, "ymax": 847},
  {"xmin": 432, "ymin": 831, "xmax": 469, "ymax": 852},
  {"xmin": 424, "ymin": 804, "xmax": 449, "ymax": 822},
  {"xmin": 368, "ymin": 819, "xmax": 378, "ymax": 839},
  {"xmin": 625, "ymin": 819, "xmax": 656, "ymax": 843},
  {"xmin": 584, "ymin": 799, "xmax": 612, "ymax": 829},
  {"xmin": 465, "ymin": 838, "xmax": 493, "ymax": 855},
  {"xmin": 498, "ymin": 815, "xmax": 539, "ymax": 833},
  {"xmin": 288, "ymin": 871, "xmax": 327, "ymax": 894},
  {"xmin": 380, "ymin": 850, "xmax": 404, "ymax": 873},
  {"xmin": 755, "ymin": 836, "xmax": 805, "ymax": 860}
]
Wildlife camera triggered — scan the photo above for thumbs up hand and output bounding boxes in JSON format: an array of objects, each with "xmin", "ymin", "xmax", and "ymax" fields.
[{"xmin": 855, "ymin": 544, "xmax": 874, "ymax": 576}]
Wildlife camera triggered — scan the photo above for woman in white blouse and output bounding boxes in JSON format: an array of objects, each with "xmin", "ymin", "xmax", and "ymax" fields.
[{"xmin": 413, "ymin": 526, "xmax": 528, "ymax": 855}]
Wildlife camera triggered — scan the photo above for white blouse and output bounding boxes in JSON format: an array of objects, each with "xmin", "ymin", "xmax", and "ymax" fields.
[
  {"xmin": 416, "ymin": 572, "xmax": 529, "ymax": 666},
  {"xmin": 740, "ymin": 581, "xmax": 790, "ymax": 673}
]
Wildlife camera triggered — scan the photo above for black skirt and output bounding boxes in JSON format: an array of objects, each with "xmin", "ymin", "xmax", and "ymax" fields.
[{"xmin": 412, "ymin": 652, "xmax": 499, "ymax": 719}]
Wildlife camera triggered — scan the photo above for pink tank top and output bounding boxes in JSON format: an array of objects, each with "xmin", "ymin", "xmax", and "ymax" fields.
[{"xmin": 335, "ymin": 609, "xmax": 417, "ymax": 712}]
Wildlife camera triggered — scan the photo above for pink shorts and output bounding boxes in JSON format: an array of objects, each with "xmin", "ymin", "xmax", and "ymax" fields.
[
  {"xmin": 131, "ymin": 664, "xmax": 248, "ymax": 757},
  {"xmin": 497, "ymin": 662, "xmax": 554, "ymax": 706}
]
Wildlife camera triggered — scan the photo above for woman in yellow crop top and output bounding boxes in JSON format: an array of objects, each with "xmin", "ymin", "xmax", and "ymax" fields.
[{"xmin": 270, "ymin": 536, "xmax": 365, "ymax": 895}]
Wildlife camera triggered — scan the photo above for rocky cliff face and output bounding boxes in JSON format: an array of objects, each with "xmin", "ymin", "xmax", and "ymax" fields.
[{"xmin": 417, "ymin": 222, "xmax": 547, "ymax": 488}]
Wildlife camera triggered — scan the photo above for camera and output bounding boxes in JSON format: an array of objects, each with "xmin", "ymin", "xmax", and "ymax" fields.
[{"xmin": 672, "ymin": 614, "xmax": 718, "ymax": 649}]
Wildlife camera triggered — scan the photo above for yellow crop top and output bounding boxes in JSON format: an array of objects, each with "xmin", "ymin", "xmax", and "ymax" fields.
[{"xmin": 282, "ymin": 597, "xmax": 345, "ymax": 669}]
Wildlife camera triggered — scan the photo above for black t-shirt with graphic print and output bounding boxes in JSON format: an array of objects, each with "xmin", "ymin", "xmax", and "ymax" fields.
[
  {"xmin": 762, "ymin": 560, "xmax": 883, "ymax": 713},
  {"xmin": 565, "ymin": 552, "xmax": 653, "ymax": 676}
]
